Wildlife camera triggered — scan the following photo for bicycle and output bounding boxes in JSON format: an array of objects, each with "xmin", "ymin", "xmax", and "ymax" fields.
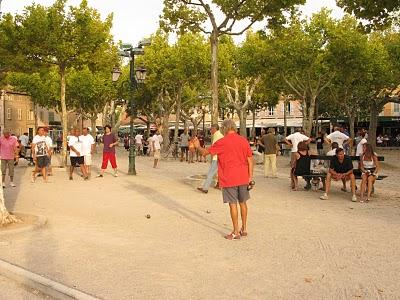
[{"xmin": 163, "ymin": 141, "xmax": 179, "ymax": 160}]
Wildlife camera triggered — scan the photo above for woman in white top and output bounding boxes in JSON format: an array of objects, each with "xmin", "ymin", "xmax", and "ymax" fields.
[{"xmin": 359, "ymin": 143, "xmax": 380, "ymax": 203}]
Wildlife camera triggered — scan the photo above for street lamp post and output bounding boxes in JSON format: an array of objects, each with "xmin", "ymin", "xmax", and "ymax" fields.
[{"xmin": 112, "ymin": 39, "xmax": 150, "ymax": 175}]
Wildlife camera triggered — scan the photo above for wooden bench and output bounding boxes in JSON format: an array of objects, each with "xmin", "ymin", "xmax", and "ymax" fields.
[{"xmin": 302, "ymin": 155, "xmax": 387, "ymax": 181}]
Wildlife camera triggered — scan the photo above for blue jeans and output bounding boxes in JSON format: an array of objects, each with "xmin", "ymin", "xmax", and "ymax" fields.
[{"xmin": 202, "ymin": 160, "xmax": 218, "ymax": 190}]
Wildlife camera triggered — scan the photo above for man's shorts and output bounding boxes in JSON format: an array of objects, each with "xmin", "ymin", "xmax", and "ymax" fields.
[
  {"xmin": 36, "ymin": 156, "xmax": 50, "ymax": 169},
  {"xmin": 181, "ymin": 146, "xmax": 189, "ymax": 153},
  {"xmin": 84, "ymin": 155, "xmax": 92, "ymax": 166},
  {"xmin": 154, "ymin": 149, "xmax": 161, "ymax": 159},
  {"xmin": 222, "ymin": 185, "xmax": 250, "ymax": 204},
  {"xmin": 70, "ymin": 156, "xmax": 84, "ymax": 166},
  {"xmin": 1, "ymin": 159, "xmax": 14, "ymax": 177}
]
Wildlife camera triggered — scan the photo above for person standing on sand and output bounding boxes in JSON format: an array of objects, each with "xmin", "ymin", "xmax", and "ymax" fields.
[
  {"xmin": 31, "ymin": 127, "xmax": 51, "ymax": 183},
  {"xmin": 151, "ymin": 132, "xmax": 161, "ymax": 168},
  {"xmin": 80, "ymin": 127, "xmax": 95, "ymax": 178},
  {"xmin": 98, "ymin": 125, "xmax": 118, "ymax": 178},
  {"xmin": 196, "ymin": 119, "xmax": 254, "ymax": 240},
  {"xmin": 68, "ymin": 128, "xmax": 89, "ymax": 181},
  {"xmin": 180, "ymin": 128, "xmax": 190, "ymax": 162},
  {"xmin": 197, "ymin": 124, "xmax": 224, "ymax": 194},
  {"xmin": 259, "ymin": 128, "xmax": 278, "ymax": 178},
  {"xmin": 0, "ymin": 130, "xmax": 19, "ymax": 188},
  {"xmin": 44, "ymin": 128, "xmax": 53, "ymax": 176}
]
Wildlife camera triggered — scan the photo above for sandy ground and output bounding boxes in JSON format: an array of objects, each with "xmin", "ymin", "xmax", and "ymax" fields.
[
  {"xmin": 0, "ymin": 147, "xmax": 399, "ymax": 299},
  {"xmin": 0, "ymin": 274, "xmax": 51, "ymax": 299}
]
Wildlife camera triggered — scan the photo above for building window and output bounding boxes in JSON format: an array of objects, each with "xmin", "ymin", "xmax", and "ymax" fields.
[
  {"xmin": 48, "ymin": 112, "xmax": 55, "ymax": 123},
  {"xmin": 39, "ymin": 111, "xmax": 44, "ymax": 121},
  {"xmin": 286, "ymin": 102, "xmax": 292, "ymax": 115},
  {"xmin": 6, "ymin": 108, "xmax": 11, "ymax": 120},
  {"xmin": 268, "ymin": 106, "xmax": 275, "ymax": 116},
  {"xmin": 17, "ymin": 108, "xmax": 22, "ymax": 120},
  {"xmin": 29, "ymin": 110, "xmax": 34, "ymax": 121},
  {"xmin": 395, "ymin": 103, "xmax": 400, "ymax": 113}
]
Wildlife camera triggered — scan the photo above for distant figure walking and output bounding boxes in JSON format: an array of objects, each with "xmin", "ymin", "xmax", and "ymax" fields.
[
  {"xmin": 98, "ymin": 125, "xmax": 118, "ymax": 178},
  {"xmin": 0, "ymin": 130, "xmax": 18, "ymax": 188}
]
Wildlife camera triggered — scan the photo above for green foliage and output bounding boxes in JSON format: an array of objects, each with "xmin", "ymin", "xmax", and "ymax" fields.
[
  {"xmin": 7, "ymin": 70, "xmax": 60, "ymax": 108},
  {"xmin": 161, "ymin": 0, "xmax": 306, "ymax": 35},
  {"xmin": 337, "ymin": 0, "xmax": 400, "ymax": 31},
  {"xmin": 67, "ymin": 67, "xmax": 117, "ymax": 116}
]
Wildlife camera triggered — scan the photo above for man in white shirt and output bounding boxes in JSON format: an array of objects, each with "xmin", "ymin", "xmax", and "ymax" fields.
[
  {"xmin": 285, "ymin": 128, "xmax": 311, "ymax": 161},
  {"xmin": 151, "ymin": 132, "xmax": 161, "ymax": 168},
  {"xmin": 80, "ymin": 127, "xmax": 95, "ymax": 177},
  {"xmin": 325, "ymin": 127, "xmax": 351, "ymax": 149},
  {"xmin": 31, "ymin": 127, "xmax": 51, "ymax": 183},
  {"xmin": 44, "ymin": 128, "xmax": 53, "ymax": 176},
  {"xmin": 68, "ymin": 128, "xmax": 88, "ymax": 180},
  {"xmin": 135, "ymin": 133, "xmax": 143, "ymax": 155},
  {"xmin": 356, "ymin": 131, "xmax": 368, "ymax": 156}
]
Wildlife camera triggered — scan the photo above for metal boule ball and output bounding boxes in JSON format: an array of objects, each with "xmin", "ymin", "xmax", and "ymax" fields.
[{"xmin": 146, "ymin": 214, "xmax": 151, "ymax": 219}]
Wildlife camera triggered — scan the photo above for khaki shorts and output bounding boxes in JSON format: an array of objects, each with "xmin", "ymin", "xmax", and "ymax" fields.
[
  {"xmin": 154, "ymin": 150, "xmax": 161, "ymax": 159},
  {"xmin": 84, "ymin": 155, "xmax": 92, "ymax": 166},
  {"xmin": 1, "ymin": 159, "xmax": 14, "ymax": 177}
]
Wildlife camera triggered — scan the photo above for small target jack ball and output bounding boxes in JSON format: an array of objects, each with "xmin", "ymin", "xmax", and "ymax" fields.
[{"xmin": 146, "ymin": 214, "xmax": 151, "ymax": 219}]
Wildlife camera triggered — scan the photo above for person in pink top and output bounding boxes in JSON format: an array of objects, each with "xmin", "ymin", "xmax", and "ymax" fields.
[{"xmin": 0, "ymin": 130, "xmax": 18, "ymax": 188}]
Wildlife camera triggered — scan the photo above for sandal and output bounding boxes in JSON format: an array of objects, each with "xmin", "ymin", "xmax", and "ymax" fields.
[
  {"xmin": 240, "ymin": 229, "xmax": 248, "ymax": 237},
  {"xmin": 341, "ymin": 188, "xmax": 347, "ymax": 192},
  {"xmin": 224, "ymin": 232, "xmax": 241, "ymax": 240},
  {"xmin": 365, "ymin": 198, "xmax": 370, "ymax": 203}
]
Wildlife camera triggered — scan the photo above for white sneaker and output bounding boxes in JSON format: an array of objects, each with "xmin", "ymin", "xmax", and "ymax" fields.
[
  {"xmin": 320, "ymin": 194, "xmax": 329, "ymax": 200},
  {"xmin": 10, "ymin": 183, "xmax": 16, "ymax": 188},
  {"xmin": 351, "ymin": 195, "xmax": 357, "ymax": 202},
  {"xmin": 114, "ymin": 172, "xmax": 118, "ymax": 177}
]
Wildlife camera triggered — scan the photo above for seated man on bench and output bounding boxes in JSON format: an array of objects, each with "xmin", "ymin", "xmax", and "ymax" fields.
[{"xmin": 320, "ymin": 148, "xmax": 357, "ymax": 202}]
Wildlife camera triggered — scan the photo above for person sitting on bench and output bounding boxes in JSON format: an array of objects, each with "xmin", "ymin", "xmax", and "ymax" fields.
[
  {"xmin": 320, "ymin": 148, "xmax": 357, "ymax": 202},
  {"xmin": 359, "ymin": 143, "xmax": 380, "ymax": 203},
  {"xmin": 291, "ymin": 141, "xmax": 311, "ymax": 191}
]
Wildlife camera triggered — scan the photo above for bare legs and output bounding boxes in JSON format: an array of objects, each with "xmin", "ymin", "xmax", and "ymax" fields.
[
  {"xmin": 360, "ymin": 174, "xmax": 375, "ymax": 202},
  {"xmin": 228, "ymin": 202, "xmax": 248, "ymax": 236}
]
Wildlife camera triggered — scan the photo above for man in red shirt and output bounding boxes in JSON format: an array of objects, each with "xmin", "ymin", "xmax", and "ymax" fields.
[{"xmin": 197, "ymin": 119, "xmax": 254, "ymax": 240}]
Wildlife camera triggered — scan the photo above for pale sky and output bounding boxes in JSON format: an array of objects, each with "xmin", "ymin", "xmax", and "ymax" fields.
[{"xmin": 1, "ymin": 0, "xmax": 344, "ymax": 44}]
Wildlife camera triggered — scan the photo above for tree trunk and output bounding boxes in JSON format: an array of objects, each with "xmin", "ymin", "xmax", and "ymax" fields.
[
  {"xmin": 146, "ymin": 121, "xmax": 151, "ymax": 139},
  {"xmin": 303, "ymin": 95, "xmax": 316, "ymax": 137},
  {"xmin": 349, "ymin": 114, "xmax": 355, "ymax": 154},
  {"xmin": 34, "ymin": 101, "xmax": 39, "ymax": 133},
  {"xmin": 368, "ymin": 101, "xmax": 379, "ymax": 148},
  {"xmin": 315, "ymin": 100, "xmax": 319, "ymax": 136},
  {"xmin": 210, "ymin": 30, "xmax": 219, "ymax": 124},
  {"xmin": 238, "ymin": 109, "xmax": 246, "ymax": 137},
  {"xmin": 173, "ymin": 90, "xmax": 182, "ymax": 143},
  {"xmin": 161, "ymin": 113, "xmax": 171, "ymax": 151},
  {"xmin": 0, "ymin": 170, "xmax": 19, "ymax": 226},
  {"xmin": 283, "ymin": 97, "xmax": 288, "ymax": 136},
  {"xmin": 60, "ymin": 66, "xmax": 68, "ymax": 167},
  {"xmin": 251, "ymin": 108, "xmax": 256, "ymax": 137},
  {"xmin": 90, "ymin": 116, "xmax": 97, "ymax": 139}
]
